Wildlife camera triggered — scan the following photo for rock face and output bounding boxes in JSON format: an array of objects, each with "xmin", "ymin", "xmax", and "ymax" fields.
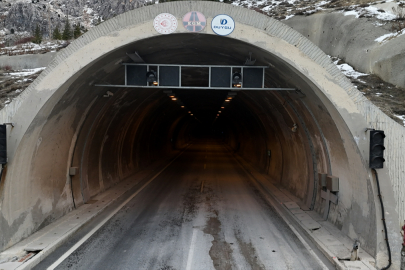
[{"xmin": 0, "ymin": 0, "xmax": 147, "ymax": 41}]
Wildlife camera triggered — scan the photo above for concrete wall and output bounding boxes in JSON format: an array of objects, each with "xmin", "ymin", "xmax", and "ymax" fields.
[
  {"xmin": 0, "ymin": 2, "xmax": 403, "ymax": 268},
  {"xmin": 0, "ymin": 52, "xmax": 57, "ymax": 70},
  {"xmin": 285, "ymin": 13, "xmax": 405, "ymax": 88}
]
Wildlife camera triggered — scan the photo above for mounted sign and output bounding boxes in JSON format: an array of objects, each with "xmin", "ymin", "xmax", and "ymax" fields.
[
  {"xmin": 211, "ymin": 14, "xmax": 235, "ymax": 36},
  {"xmin": 153, "ymin": 13, "xmax": 178, "ymax": 34},
  {"xmin": 183, "ymin": 11, "xmax": 206, "ymax": 32}
]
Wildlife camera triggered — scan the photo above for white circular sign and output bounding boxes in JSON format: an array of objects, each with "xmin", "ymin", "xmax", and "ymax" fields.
[
  {"xmin": 153, "ymin": 13, "xmax": 178, "ymax": 34},
  {"xmin": 211, "ymin": 14, "xmax": 235, "ymax": 36}
]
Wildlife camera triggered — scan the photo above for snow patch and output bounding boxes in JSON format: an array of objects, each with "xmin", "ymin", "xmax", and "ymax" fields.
[
  {"xmin": 334, "ymin": 61, "xmax": 368, "ymax": 79},
  {"xmin": 395, "ymin": 115, "xmax": 405, "ymax": 125},
  {"xmin": 9, "ymin": 67, "xmax": 46, "ymax": 77},
  {"xmin": 375, "ymin": 29, "xmax": 405, "ymax": 43}
]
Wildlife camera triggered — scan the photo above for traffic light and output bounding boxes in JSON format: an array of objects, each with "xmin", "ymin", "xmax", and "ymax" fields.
[
  {"xmin": 369, "ymin": 130, "xmax": 385, "ymax": 169},
  {"xmin": 0, "ymin": 125, "xmax": 6, "ymax": 164}
]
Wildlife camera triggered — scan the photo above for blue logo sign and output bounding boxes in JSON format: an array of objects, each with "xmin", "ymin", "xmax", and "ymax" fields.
[{"xmin": 211, "ymin": 15, "xmax": 235, "ymax": 36}]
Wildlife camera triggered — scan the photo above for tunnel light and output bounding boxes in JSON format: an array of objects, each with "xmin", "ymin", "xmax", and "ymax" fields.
[
  {"xmin": 188, "ymin": 111, "xmax": 191, "ymax": 113},
  {"xmin": 218, "ymin": 111, "xmax": 221, "ymax": 113},
  {"xmin": 181, "ymin": 106, "xmax": 185, "ymax": 108},
  {"xmin": 225, "ymin": 99, "xmax": 230, "ymax": 102},
  {"xmin": 190, "ymin": 114, "xmax": 193, "ymax": 116},
  {"xmin": 227, "ymin": 97, "xmax": 232, "ymax": 100},
  {"xmin": 232, "ymin": 72, "xmax": 242, "ymax": 88},
  {"xmin": 217, "ymin": 114, "xmax": 220, "ymax": 116},
  {"xmin": 146, "ymin": 70, "xmax": 158, "ymax": 85},
  {"xmin": 221, "ymin": 107, "xmax": 225, "ymax": 109},
  {"xmin": 172, "ymin": 98, "xmax": 177, "ymax": 101}
]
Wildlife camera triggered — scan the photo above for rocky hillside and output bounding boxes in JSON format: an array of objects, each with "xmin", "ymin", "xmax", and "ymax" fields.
[
  {"xmin": 0, "ymin": 0, "xmax": 147, "ymax": 45},
  {"xmin": 0, "ymin": 0, "xmax": 405, "ymax": 126},
  {"xmin": 0, "ymin": 0, "xmax": 404, "ymax": 46}
]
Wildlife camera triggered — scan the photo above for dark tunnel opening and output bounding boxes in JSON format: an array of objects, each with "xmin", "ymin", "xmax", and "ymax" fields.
[{"xmin": 63, "ymin": 33, "xmax": 335, "ymax": 212}]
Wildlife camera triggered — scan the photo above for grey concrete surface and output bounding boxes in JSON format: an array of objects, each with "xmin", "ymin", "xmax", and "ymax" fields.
[
  {"xmin": 0, "ymin": 52, "xmax": 57, "ymax": 70},
  {"xmin": 285, "ymin": 12, "xmax": 405, "ymax": 88},
  {"xmin": 0, "ymin": 2, "xmax": 403, "ymax": 269},
  {"xmin": 33, "ymin": 141, "xmax": 332, "ymax": 270}
]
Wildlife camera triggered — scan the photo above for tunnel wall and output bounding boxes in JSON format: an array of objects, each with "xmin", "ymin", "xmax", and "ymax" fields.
[{"xmin": 0, "ymin": 2, "xmax": 403, "ymax": 268}]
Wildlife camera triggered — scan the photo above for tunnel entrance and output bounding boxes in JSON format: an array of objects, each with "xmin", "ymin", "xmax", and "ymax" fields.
[
  {"xmin": 66, "ymin": 33, "xmax": 330, "ymax": 214},
  {"xmin": 3, "ymin": 4, "xmax": 397, "ymax": 265}
]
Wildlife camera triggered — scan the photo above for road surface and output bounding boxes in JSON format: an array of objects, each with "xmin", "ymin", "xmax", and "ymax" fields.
[{"xmin": 35, "ymin": 140, "xmax": 332, "ymax": 270}]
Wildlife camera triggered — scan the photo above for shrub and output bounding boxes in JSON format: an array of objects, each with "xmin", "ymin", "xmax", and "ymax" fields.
[
  {"xmin": 3, "ymin": 65, "xmax": 12, "ymax": 73},
  {"xmin": 32, "ymin": 24, "xmax": 42, "ymax": 44},
  {"xmin": 391, "ymin": 6, "xmax": 405, "ymax": 32},
  {"xmin": 15, "ymin": 36, "xmax": 34, "ymax": 45}
]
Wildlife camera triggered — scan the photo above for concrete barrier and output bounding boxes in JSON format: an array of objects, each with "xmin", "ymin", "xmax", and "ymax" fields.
[
  {"xmin": 285, "ymin": 13, "xmax": 405, "ymax": 88},
  {"xmin": 0, "ymin": 52, "xmax": 57, "ymax": 70}
]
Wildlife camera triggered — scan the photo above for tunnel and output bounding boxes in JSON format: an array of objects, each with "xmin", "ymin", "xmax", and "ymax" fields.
[
  {"xmin": 0, "ymin": 2, "xmax": 401, "ymax": 267},
  {"xmin": 67, "ymin": 33, "xmax": 335, "ymax": 210}
]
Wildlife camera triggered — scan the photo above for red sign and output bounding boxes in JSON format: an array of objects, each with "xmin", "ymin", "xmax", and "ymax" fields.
[{"xmin": 182, "ymin": 11, "xmax": 206, "ymax": 32}]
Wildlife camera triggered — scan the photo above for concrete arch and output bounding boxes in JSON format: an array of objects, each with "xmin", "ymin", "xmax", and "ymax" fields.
[{"xmin": 0, "ymin": 1, "xmax": 403, "ymax": 268}]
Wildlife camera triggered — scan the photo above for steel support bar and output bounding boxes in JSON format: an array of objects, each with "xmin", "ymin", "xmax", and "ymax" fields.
[
  {"xmin": 123, "ymin": 63, "xmax": 269, "ymax": 68},
  {"xmin": 94, "ymin": 84, "xmax": 296, "ymax": 91}
]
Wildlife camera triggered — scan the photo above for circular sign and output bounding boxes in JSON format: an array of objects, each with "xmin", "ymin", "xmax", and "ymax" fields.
[
  {"xmin": 153, "ymin": 13, "xmax": 178, "ymax": 34},
  {"xmin": 211, "ymin": 14, "xmax": 235, "ymax": 36},
  {"xmin": 182, "ymin": 11, "xmax": 206, "ymax": 32}
]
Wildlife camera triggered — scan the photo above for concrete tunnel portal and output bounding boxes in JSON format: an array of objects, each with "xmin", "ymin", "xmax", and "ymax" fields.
[{"xmin": 0, "ymin": 2, "xmax": 401, "ymax": 267}]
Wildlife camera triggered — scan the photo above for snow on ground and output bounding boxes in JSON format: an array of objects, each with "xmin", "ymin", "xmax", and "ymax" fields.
[
  {"xmin": 0, "ymin": 41, "xmax": 66, "ymax": 56},
  {"xmin": 395, "ymin": 115, "xmax": 405, "ymax": 125},
  {"xmin": 344, "ymin": 4, "xmax": 397, "ymax": 20},
  {"xmin": 8, "ymin": 67, "xmax": 46, "ymax": 77},
  {"xmin": 333, "ymin": 60, "xmax": 368, "ymax": 79},
  {"xmin": 375, "ymin": 28, "xmax": 405, "ymax": 43}
]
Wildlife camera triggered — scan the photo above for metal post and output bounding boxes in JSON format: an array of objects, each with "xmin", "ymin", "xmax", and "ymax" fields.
[
  {"xmin": 262, "ymin": 68, "xmax": 265, "ymax": 88},
  {"xmin": 125, "ymin": 65, "xmax": 128, "ymax": 86},
  {"xmin": 209, "ymin": 66, "xmax": 211, "ymax": 87},
  {"xmin": 179, "ymin": 66, "xmax": 182, "ymax": 87}
]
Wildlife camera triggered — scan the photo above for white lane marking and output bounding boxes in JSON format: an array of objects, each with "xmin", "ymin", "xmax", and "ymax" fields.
[
  {"xmin": 47, "ymin": 150, "xmax": 187, "ymax": 270},
  {"xmin": 185, "ymin": 228, "xmax": 198, "ymax": 270}
]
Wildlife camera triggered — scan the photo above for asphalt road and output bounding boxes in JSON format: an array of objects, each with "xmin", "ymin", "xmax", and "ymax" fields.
[{"xmin": 35, "ymin": 140, "xmax": 332, "ymax": 270}]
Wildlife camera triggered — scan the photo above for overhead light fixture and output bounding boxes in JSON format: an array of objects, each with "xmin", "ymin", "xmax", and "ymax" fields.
[
  {"xmin": 217, "ymin": 114, "xmax": 219, "ymax": 116},
  {"xmin": 190, "ymin": 114, "xmax": 193, "ymax": 116},
  {"xmin": 103, "ymin": 91, "xmax": 114, "ymax": 98},
  {"xmin": 218, "ymin": 111, "xmax": 221, "ymax": 113},
  {"xmin": 221, "ymin": 107, "xmax": 225, "ymax": 109},
  {"xmin": 181, "ymin": 106, "xmax": 185, "ymax": 108},
  {"xmin": 172, "ymin": 98, "xmax": 177, "ymax": 101},
  {"xmin": 188, "ymin": 111, "xmax": 191, "ymax": 113},
  {"xmin": 227, "ymin": 97, "xmax": 233, "ymax": 100},
  {"xmin": 225, "ymin": 99, "xmax": 230, "ymax": 102},
  {"xmin": 232, "ymin": 72, "xmax": 242, "ymax": 88},
  {"xmin": 146, "ymin": 70, "xmax": 158, "ymax": 86}
]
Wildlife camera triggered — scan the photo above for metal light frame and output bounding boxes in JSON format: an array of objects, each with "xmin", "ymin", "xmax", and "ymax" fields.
[{"xmin": 95, "ymin": 63, "xmax": 296, "ymax": 91}]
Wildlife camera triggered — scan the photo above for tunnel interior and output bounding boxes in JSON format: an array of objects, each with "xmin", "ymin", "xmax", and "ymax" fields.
[
  {"xmin": 34, "ymin": 33, "xmax": 342, "ymax": 217},
  {"xmin": 62, "ymin": 34, "xmax": 333, "ymax": 210},
  {"xmin": 2, "ymin": 33, "xmax": 378, "ymax": 255}
]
